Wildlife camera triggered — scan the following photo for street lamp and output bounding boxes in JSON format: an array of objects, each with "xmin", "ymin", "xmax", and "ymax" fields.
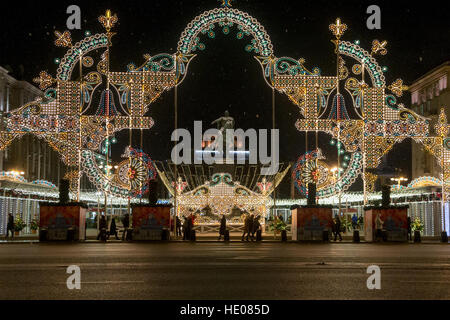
[
  {"xmin": 8, "ymin": 170, "xmax": 24, "ymax": 176},
  {"xmin": 391, "ymin": 177, "xmax": 408, "ymax": 188}
]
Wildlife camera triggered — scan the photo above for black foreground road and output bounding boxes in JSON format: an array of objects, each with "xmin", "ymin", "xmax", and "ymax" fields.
[{"xmin": 0, "ymin": 242, "xmax": 449, "ymax": 300}]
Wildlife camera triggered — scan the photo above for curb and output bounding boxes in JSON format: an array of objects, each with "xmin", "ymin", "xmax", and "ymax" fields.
[{"xmin": 0, "ymin": 240, "xmax": 448, "ymax": 245}]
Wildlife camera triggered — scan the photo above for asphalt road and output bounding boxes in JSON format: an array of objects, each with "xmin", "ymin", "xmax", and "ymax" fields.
[{"xmin": 0, "ymin": 242, "xmax": 449, "ymax": 300}]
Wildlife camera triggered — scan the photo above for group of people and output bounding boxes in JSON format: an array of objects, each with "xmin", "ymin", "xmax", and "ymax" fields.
[
  {"xmin": 241, "ymin": 213, "xmax": 261, "ymax": 241},
  {"xmin": 96, "ymin": 213, "xmax": 130, "ymax": 241},
  {"xmin": 176, "ymin": 215, "xmax": 194, "ymax": 240},
  {"xmin": 331, "ymin": 214, "xmax": 364, "ymax": 241}
]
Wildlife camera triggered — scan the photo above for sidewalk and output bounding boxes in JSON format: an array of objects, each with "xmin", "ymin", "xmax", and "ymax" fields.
[{"xmin": 1, "ymin": 233, "xmax": 448, "ymax": 244}]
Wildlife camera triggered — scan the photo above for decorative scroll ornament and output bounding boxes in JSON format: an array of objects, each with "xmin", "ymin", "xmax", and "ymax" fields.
[{"xmin": 371, "ymin": 40, "xmax": 388, "ymax": 55}]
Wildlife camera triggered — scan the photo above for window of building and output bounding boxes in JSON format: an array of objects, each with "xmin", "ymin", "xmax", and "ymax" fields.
[
  {"xmin": 439, "ymin": 75, "xmax": 447, "ymax": 91},
  {"xmin": 411, "ymin": 91, "xmax": 419, "ymax": 105}
]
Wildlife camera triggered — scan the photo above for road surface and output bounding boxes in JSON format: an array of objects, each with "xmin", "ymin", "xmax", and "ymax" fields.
[{"xmin": 0, "ymin": 242, "xmax": 449, "ymax": 300}]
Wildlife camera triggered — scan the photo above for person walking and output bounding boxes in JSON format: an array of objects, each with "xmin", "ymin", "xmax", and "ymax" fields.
[
  {"xmin": 176, "ymin": 216, "xmax": 182, "ymax": 237},
  {"xmin": 252, "ymin": 215, "xmax": 261, "ymax": 240},
  {"xmin": 218, "ymin": 215, "xmax": 227, "ymax": 241},
  {"xmin": 248, "ymin": 214, "xmax": 255, "ymax": 241},
  {"xmin": 375, "ymin": 214, "xmax": 384, "ymax": 242},
  {"xmin": 358, "ymin": 215, "xmax": 364, "ymax": 231},
  {"xmin": 182, "ymin": 217, "xmax": 188, "ymax": 240},
  {"xmin": 97, "ymin": 215, "xmax": 107, "ymax": 241},
  {"xmin": 183, "ymin": 216, "xmax": 192, "ymax": 240},
  {"xmin": 108, "ymin": 218, "xmax": 119, "ymax": 240},
  {"xmin": 331, "ymin": 217, "xmax": 337, "ymax": 240},
  {"xmin": 352, "ymin": 214, "xmax": 358, "ymax": 230},
  {"xmin": 188, "ymin": 214, "xmax": 194, "ymax": 240},
  {"xmin": 334, "ymin": 215, "xmax": 343, "ymax": 241},
  {"xmin": 407, "ymin": 216, "xmax": 412, "ymax": 241},
  {"xmin": 241, "ymin": 214, "xmax": 250, "ymax": 241},
  {"xmin": 122, "ymin": 213, "xmax": 130, "ymax": 241},
  {"xmin": 6, "ymin": 214, "xmax": 14, "ymax": 240}
]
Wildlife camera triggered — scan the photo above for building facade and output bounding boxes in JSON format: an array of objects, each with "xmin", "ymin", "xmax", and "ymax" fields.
[
  {"xmin": 0, "ymin": 66, "xmax": 67, "ymax": 185},
  {"xmin": 410, "ymin": 61, "xmax": 450, "ymax": 179}
]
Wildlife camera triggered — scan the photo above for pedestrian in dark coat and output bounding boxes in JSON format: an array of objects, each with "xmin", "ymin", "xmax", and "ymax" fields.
[
  {"xmin": 97, "ymin": 215, "xmax": 107, "ymax": 240},
  {"xmin": 122, "ymin": 214, "xmax": 130, "ymax": 241},
  {"xmin": 108, "ymin": 218, "xmax": 119, "ymax": 240},
  {"xmin": 176, "ymin": 216, "xmax": 182, "ymax": 237},
  {"xmin": 251, "ymin": 215, "xmax": 261, "ymax": 240},
  {"xmin": 183, "ymin": 217, "xmax": 192, "ymax": 240},
  {"xmin": 334, "ymin": 215, "xmax": 343, "ymax": 241},
  {"xmin": 352, "ymin": 214, "xmax": 358, "ymax": 230},
  {"xmin": 407, "ymin": 216, "xmax": 412, "ymax": 241},
  {"xmin": 218, "ymin": 215, "xmax": 227, "ymax": 240},
  {"xmin": 358, "ymin": 215, "xmax": 364, "ymax": 230},
  {"xmin": 241, "ymin": 214, "xmax": 250, "ymax": 241},
  {"xmin": 242, "ymin": 214, "xmax": 254, "ymax": 241},
  {"xmin": 6, "ymin": 214, "xmax": 14, "ymax": 239}
]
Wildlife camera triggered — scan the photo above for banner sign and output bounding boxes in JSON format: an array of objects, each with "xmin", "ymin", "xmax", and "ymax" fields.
[
  {"xmin": 40, "ymin": 205, "xmax": 86, "ymax": 241},
  {"xmin": 132, "ymin": 206, "xmax": 171, "ymax": 240}
]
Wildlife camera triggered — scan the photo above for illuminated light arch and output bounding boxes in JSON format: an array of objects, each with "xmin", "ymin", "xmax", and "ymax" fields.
[
  {"xmin": 177, "ymin": 7, "xmax": 273, "ymax": 57},
  {"xmin": 31, "ymin": 180, "xmax": 57, "ymax": 189},
  {"xmin": 391, "ymin": 176, "xmax": 444, "ymax": 191},
  {"xmin": 337, "ymin": 41, "xmax": 385, "ymax": 88},
  {"xmin": 57, "ymin": 34, "xmax": 109, "ymax": 81}
]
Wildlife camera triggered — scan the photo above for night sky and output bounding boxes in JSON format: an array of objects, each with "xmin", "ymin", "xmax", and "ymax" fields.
[{"xmin": 1, "ymin": 0, "xmax": 449, "ymax": 181}]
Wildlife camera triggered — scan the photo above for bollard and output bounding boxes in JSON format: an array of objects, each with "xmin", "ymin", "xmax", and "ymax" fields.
[
  {"xmin": 256, "ymin": 229, "xmax": 262, "ymax": 241},
  {"xmin": 323, "ymin": 230, "xmax": 329, "ymax": 242},
  {"xmin": 224, "ymin": 230, "xmax": 230, "ymax": 241},
  {"xmin": 281, "ymin": 230, "xmax": 287, "ymax": 242},
  {"xmin": 414, "ymin": 230, "xmax": 421, "ymax": 243},
  {"xmin": 67, "ymin": 228, "xmax": 75, "ymax": 242},
  {"xmin": 39, "ymin": 229, "xmax": 48, "ymax": 242},
  {"xmin": 126, "ymin": 228, "xmax": 133, "ymax": 241},
  {"xmin": 441, "ymin": 231, "xmax": 448, "ymax": 243},
  {"xmin": 353, "ymin": 230, "xmax": 360, "ymax": 243},
  {"xmin": 382, "ymin": 230, "xmax": 388, "ymax": 242},
  {"xmin": 161, "ymin": 229, "xmax": 170, "ymax": 241}
]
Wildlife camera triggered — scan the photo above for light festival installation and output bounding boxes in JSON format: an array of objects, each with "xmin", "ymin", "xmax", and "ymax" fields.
[
  {"xmin": 176, "ymin": 173, "xmax": 270, "ymax": 218},
  {"xmin": 0, "ymin": 3, "xmax": 447, "ymax": 225}
]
